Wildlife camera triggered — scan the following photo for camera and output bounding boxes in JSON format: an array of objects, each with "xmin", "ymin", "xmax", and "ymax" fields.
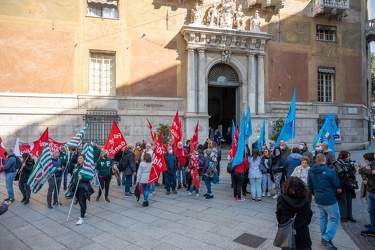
[{"xmin": 333, "ymin": 160, "xmax": 348, "ymax": 176}]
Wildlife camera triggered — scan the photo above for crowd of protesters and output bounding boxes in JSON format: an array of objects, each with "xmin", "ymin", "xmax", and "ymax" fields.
[{"xmin": 1, "ymin": 134, "xmax": 375, "ymax": 247}]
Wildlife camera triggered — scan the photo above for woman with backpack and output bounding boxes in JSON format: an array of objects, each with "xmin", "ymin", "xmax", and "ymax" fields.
[{"xmin": 248, "ymin": 148, "xmax": 263, "ymax": 202}]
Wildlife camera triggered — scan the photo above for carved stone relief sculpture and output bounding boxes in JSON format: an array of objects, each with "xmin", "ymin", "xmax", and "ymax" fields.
[
  {"xmin": 191, "ymin": 3, "xmax": 201, "ymax": 25},
  {"xmin": 234, "ymin": 4, "xmax": 245, "ymax": 30}
]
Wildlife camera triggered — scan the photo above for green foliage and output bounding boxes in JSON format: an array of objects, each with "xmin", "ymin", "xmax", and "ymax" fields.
[
  {"xmin": 270, "ymin": 118, "xmax": 285, "ymax": 142},
  {"xmin": 156, "ymin": 123, "xmax": 171, "ymax": 144}
]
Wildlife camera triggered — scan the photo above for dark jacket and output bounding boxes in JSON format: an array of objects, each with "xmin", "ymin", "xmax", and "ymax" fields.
[
  {"xmin": 52, "ymin": 158, "xmax": 63, "ymax": 177},
  {"xmin": 323, "ymin": 150, "xmax": 336, "ymax": 168},
  {"xmin": 119, "ymin": 149, "xmax": 136, "ymax": 175},
  {"xmin": 307, "ymin": 164, "xmax": 340, "ymax": 206},
  {"xmin": 164, "ymin": 152, "xmax": 178, "ymax": 173},
  {"xmin": 359, "ymin": 160, "xmax": 375, "ymax": 193},
  {"xmin": 0, "ymin": 203, "xmax": 8, "ymax": 216},
  {"xmin": 271, "ymin": 154, "xmax": 285, "ymax": 174},
  {"xmin": 19, "ymin": 159, "xmax": 34, "ymax": 183},
  {"xmin": 276, "ymin": 194, "xmax": 312, "ymax": 249},
  {"xmin": 336, "ymin": 160, "xmax": 357, "ymax": 202}
]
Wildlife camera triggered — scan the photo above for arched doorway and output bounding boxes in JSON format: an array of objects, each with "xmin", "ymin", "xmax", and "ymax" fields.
[{"xmin": 208, "ymin": 63, "xmax": 239, "ymax": 144}]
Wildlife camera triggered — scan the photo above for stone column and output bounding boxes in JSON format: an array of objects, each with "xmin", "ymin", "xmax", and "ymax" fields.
[
  {"xmin": 198, "ymin": 48, "xmax": 206, "ymax": 114},
  {"xmin": 247, "ymin": 53, "xmax": 256, "ymax": 115},
  {"xmin": 257, "ymin": 54, "xmax": 265, "ymax": 114},
  {"xmin": 186, "ymin": 48, "xmax": 196, "ymax": 114}
]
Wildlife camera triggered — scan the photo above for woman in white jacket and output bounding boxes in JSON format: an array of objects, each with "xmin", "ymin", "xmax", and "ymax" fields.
[
  {"xmin": 248, "ymin": 148, "xmax": 263, "ymax": 202},
  {"xmin": 136, "ymin": 153, "xmax": 152, "ymax": 207}
]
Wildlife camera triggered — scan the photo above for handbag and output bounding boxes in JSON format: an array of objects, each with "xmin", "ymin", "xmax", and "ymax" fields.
[
  {"xmin": 227, "ymin": 161, "xmax": 233, "ymax": 174},
  {"xmin": 273, "ymin": 214, "xmax": 297, "ymax": 250},
  {"xmin": 345, "ymin": 177, "xmax": 359, "ymax": 190}
]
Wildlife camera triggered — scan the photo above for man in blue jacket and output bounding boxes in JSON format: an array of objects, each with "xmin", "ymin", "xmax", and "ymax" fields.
[
  {"xmin": 308, "ymin": 153, "xmax": 341, "ymax": 250},
  {"xmin": 0, "ymin": 148, "xmax": 19, "ymax": 203}
]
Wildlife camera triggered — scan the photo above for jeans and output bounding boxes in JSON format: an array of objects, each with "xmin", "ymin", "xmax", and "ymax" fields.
[
  {"xmin": 149, "ymin": 183, "xmax": 155, "ymax": 194},
  {"xmin": 262, "ymin": 173, "xmax": 273, "ymax": 192},
  {"xmin": 176, "ymin": 166, "xmax": 186, "ymax": 185},
  {"xmin": 5, "ymin": 171, "xmax": 17, "ymax": 199},
  {"xmin": 273, "ymin": 172, "xmax": 282, "ymax": 195},
  {"xmin": 47, "ymin": 176, "xmax": 62, "ymax": 205},
  {"xmin": 204, "ymin": 175, "xmax": 212, "ymax": 194},
  {"xmin": 142, "ymin": 183, "xmax": 150, "ymax": 201},
  {"xmin": 98, "ymin": 175, "xmax": 111, "ymax": 198},
  {"xmin": 189, "ymin": 183, "xmax": 199, "ymax": 194},
  {"xmin": 19, "ymin": 180, "xmax": 31, "ymax": 200},
  {"xmin": 124, "ymin": 174, "xmax": 132, "ymax": 193},
  {"xmin": 165, "ymin": 171, "xmax": 176, "ymax": 191},
  {"xmin": 63, "ymin": 168, "xmax": 69, "ymax": 189},
  {"xmin": 317, "ymin": 202, "xmax": 340, "ymax": 241},
  {"xmin": 233, "ymin": 172, "xmax": 244, "ymax": 198},
  {"xmin": 250, "ymin": 177, "xmax": 263, "ymax": 199},
  {"xmin": 368, "ymin": 191, "xmax": 375, "ymax": 232}
]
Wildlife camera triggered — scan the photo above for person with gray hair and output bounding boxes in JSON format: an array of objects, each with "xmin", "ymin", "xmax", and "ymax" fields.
[
  {"xmin": 0, "ymin": 148, "xmax": 20, "ymax": 203},
  {"xmin": 321, "ymin": 142, "xmax": 336, "ymax": 168}
]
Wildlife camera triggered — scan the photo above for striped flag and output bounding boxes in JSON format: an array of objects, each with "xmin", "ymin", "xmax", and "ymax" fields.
[
  {"xmin": 66, "ymin": 124, "xmax": 89, "ymax": 148},
  {"xmin": 27, "ymin": 142, "xmax": 56, "ymax": 193},
  {"xmin": 80, "ymin": 143, "xmax": 95, "ymax": 181}
]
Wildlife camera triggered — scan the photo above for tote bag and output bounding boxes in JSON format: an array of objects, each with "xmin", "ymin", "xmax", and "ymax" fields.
[{"xmin": 273, "ymin": 214, "xmax": 297, "ymax": 250}]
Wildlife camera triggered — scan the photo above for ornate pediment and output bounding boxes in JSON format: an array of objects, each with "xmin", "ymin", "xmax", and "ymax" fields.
[
  {"xmin": 180, "ymin": 25, "xmax": 272, "ymax": 55},
  {"xmin": 312, "ymin": 0, "xmax": 349, "ymax": 21}
]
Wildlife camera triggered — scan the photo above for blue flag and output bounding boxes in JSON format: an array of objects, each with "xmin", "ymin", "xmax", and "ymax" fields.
[
  {"xmin": 244, "ymin": 107, "xmax": 252, "ymax": 141},
  {"xmin": 257, "ymin": 118, "xmax": 266, "ymax": 152},
  {"xmin": 275, "ymin": 89, "xmax": 296, "ymax": 147},
  {"xmin": 231, "ymin": 119, "xmax": 236, "ymax": 141},
  {"xmin": 233, "ymin": 112, "xmax": 245, "ymax": 167},
  {"xmin": 312, "ymin": 113, "xmax": 339, "ymax": 156}
]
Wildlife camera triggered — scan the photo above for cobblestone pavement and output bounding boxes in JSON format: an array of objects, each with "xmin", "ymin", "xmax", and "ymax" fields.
[{"xmin": 0, "ymin": 143, "xmax": 371, "ymax": 250}]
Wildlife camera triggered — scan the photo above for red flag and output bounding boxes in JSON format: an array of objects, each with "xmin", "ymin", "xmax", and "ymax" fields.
[
  {"xmin": 0, "ymin": 137, "xmax": 6, "ymax": 169},
  {"xmin": 148, "ymin": 131, "xmax": 167, "ymax": 185},
  {"xmin": 103, "ymin": 121, "xmax": 127, "ymax": 158},
  {"xmin": 170, "ymin": 111, "xmax": 182, "ymax": 149},
  {"xmin": 146, "ymin": 118, "xmax": 156, "ymax": 142},
  {"xmin": 190, "ymin": 121, "xmax": 199, "ymax": 152},
  {"xmin": 189, "ymin": 140, "xmax": 200, "ymax": 189},
  {"xmin": 229, "ymin": 126, "xmax": 239, "ymax": 159},
  {"xmin": 31, "ymin": 128, "xmax": 49, "ymax": 157},
  {"xmin": 47, "ymin": 138, "xmax": 66, "ymax": 152}
]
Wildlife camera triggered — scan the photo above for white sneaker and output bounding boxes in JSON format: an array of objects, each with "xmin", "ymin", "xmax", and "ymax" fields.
[
  {"xmin": 76, "ymin": 217, "xmax": 84, "ymax": 225},
  {"xmin": 196, "ymin": 193, "xmax": 199, "ymax": 197},
  {"xmin": 267, "ymin": 192, "xmax": 271, "ymax": 197},
  {"xmin": 262, "ymin": 192, "xmax": 266, "ymax": 197},
  {"xmin": 272, "ymin": 194, "xmax": 278, "ymax": 199},
  {"xmin": 188, "ymin": 192, "xmax": 192, "ymax": 196},
  {"xmin": 84, "ymin": 212, "xmax": 87, "ymax": 217},
  {"xmin": 149, "ymin": 192, "xmax": 153, "ymax": 197}
]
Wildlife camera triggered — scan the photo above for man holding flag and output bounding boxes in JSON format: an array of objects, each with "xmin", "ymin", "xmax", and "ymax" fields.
[
  {"xmin": 47, "ymin": 150, "xmax": 64, "ymax": 208},
  {"xmin": 0, "ymin": 148, "xmax": 20, "ymax": 203}
]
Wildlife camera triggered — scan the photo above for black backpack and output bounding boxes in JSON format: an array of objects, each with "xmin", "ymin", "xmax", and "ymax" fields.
[{"xmin": 14, "ymin": 156, "xmax": 22, "ymax": 169}]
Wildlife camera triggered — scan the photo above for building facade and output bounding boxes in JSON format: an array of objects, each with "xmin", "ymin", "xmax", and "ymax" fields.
[{"xmin": 0, "ymin": 0, "xmax": 372, "ymax": 151}]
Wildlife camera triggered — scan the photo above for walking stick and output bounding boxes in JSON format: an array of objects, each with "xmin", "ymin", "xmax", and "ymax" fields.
[
  {"xmin": 53, "ymin": 175, "xmax": 61, "ymax": 209},
  {"xmin": 66, "ymin": 179, "xmax": 80, "ymax": 221},
  {"xmin": 95, "ymin": 172, "xmax": 106, "ymax": 203}
]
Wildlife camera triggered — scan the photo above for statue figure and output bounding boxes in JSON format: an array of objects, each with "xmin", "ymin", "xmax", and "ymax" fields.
[
  {"xmin": 222, "ymin": 50, "xmax": 231, "ymax": 64},
  {"xmin": 252, "ymin": 10, "xmax": 261, "ymax": 32},
  {"xmin": 234, "ymin": 4, "xmax": 245, "ymax": 30},
  {"xmin": 207, "ymin": 3, "xmax": 219, "ymax": 27},
  {"xmin": 191, "ymin": 3, "xmax": 201, "ymax": 25},
  {"xmin": 219, "ymin": 0, "xmax": 235, "ymax": 29}
]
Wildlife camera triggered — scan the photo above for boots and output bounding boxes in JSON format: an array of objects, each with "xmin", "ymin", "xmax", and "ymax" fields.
[{"xmin": 96, "ymin": 194, "xmax": 101, "ymax": 201}]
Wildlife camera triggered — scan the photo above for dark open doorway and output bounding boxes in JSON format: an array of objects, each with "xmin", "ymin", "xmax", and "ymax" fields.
[{"xmin": 208, "ymin": 86, "xmax": 236, "ymax": 144}]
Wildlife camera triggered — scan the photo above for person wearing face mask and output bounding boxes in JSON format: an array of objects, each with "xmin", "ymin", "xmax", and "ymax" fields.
[
  {"xmin": 299, "ymin": 141, "xmax": 313, "ymax": 165},
  {"xmin": 279, "ymin": 140, "xmax": 291, "ymax": 161},
  {"xmin": 174, "ymin": 141, "xmax": 188, "ymax": 189},
  {"xmin": 271, "ymin": 147, "xmax": 286, "ymax": 199},
  {"xmin": 312, "ymin": 142, "xmax": 323, "ymax": 163},
  {"xmin": 164, "ymin": 146, "xmax": 178, "ymax": 195}
]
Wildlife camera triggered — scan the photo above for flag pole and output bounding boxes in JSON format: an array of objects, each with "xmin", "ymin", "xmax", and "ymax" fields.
[
  {"xmin": 95, "ymin": 172, "xmax": 106, "ymax": 203},
  {"xmin": 53, "ymin": 175, "xmax": 61, "ymax": 209},
  {"xmin": 67, "ymin": 179, "xmax": 80, "ymax": 221}
]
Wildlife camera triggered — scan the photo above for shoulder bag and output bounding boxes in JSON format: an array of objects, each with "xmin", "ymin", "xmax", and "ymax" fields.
[{"xmin": 273, "ymin": 213, "xmax": 297, "ymax": 250}]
